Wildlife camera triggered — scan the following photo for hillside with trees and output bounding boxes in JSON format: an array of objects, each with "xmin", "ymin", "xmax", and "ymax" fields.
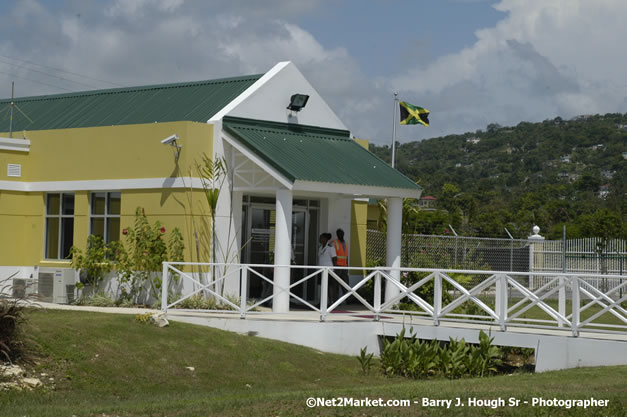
[{"xmin": 369, "ymin": 113, "xmax": 627, "ymax": 240}]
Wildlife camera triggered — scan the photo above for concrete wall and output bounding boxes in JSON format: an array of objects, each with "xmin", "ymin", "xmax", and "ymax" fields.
[{"xmin": 168, "ymin": 315, "xmax": 627, "ymax": 373}]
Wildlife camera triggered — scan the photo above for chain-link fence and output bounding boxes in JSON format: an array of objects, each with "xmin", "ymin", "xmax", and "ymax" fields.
[
  {"xmin": 366, "ymin": 230, "xmax": 626, "ymax": 295},
  {"xmin": 366, "ymin": 230, "xmax": 531, "ymax": 271}
]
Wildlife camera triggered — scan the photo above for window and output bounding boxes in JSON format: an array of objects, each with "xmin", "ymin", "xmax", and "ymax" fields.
[
  {"xmin": 45, "ymin": 193, "xmax": 74, "ymax": 260},
  {"xmin": 90, "ymin": 192, "xmax": 121, "ymax": 243}
]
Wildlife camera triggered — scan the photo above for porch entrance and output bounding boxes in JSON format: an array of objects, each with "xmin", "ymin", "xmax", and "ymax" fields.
[{"xmin": 241, "ymin": 196, "xmax": 320, "ymax": 304}]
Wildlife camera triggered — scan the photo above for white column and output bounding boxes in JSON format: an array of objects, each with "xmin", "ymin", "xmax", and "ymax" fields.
[
  {"xmin": 273, "ymin": 188, "xmax": 293, "ymax": 312},
  {"xmin": 221, "ymin": 191, "xmax": 243, "ymax": 296},
  {"xmin": 385, "ymin": 197, "xmax": 402, "ymax": 303}
]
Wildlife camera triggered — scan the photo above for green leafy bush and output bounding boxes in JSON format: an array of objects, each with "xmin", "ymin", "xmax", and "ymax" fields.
[
  {"xmin": 70, "ymin": 234, "xmax": 116, "ymax": 291},
  {"xmin": 357, "ymin": 347, "xmax": 374, "ymax": 375},
  {"xmin": 379, "ymin": 328, "xmax": 502, "ymax": 380},
  {"xmin": 71, "ymin": 207, "xmax": 185, "ymax": 305},
  {"xmin": 0, "ymin": 280, "xmax": 36, "ymax": 364},
  {"xmin": 135, "ymin": 312, "xmax": 152, "ymax": 324}
]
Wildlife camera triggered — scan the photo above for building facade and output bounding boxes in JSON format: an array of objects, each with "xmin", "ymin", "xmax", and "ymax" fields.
[{"xmin": 0, "ymin": 62, "xmax": 421, "ymax": 309}]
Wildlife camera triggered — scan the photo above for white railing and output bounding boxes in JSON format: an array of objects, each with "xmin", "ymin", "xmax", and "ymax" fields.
[{"xmin": 161, "ymin": 262, "xmax": 627, "ymax": 337}]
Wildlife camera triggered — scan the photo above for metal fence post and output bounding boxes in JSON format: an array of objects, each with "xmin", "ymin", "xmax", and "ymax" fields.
[
  {"xmin": 433, "ymin": 271, "xmax": 441, "ymax": 326},
  {"xmin": 558, "ymin": 276, "xmax": 566, "ymax": 327},
  {"xmin": 320, "ymin": 268, "xmax": 328, "ymax": 322},
  {"xmin": 571, "ymin": 276, "xmax": 580, "ymax": 337},
  {"xmin": 240, "ymin": 266, "xmax": 248, "ymax": 319},
  {"xmin": 497, "ymin": 274, "xmax": 508, "ymax": 331},
  {"xmin": 161, "ymin": 262, "xmax": 168, "ymax": 312},
  {"xmin": 374, "ymin": 271, "xmax": 381, "ymax": 321}
]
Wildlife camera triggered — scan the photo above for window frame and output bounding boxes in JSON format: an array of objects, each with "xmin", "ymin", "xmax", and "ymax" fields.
[
  {"xmin": 44, "ymin": 192, "xmax": 75, "ymax": 260},
  {"xmin": 89, "ymin": 191, "xmax": 121, "ymax": 244}
]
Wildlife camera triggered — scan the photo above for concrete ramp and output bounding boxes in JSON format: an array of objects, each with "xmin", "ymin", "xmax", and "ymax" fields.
[{"xmin": 167, "ymin": 311, "xmax": 627, "ymax": 373}]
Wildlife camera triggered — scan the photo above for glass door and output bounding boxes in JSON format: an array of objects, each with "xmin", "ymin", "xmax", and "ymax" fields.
[{"xmin": 242, "ymin": 200, "xmax": 319, "ymax": 304}]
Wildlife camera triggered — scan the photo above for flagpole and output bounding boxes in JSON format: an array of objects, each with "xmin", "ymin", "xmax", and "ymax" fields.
[{"xmin": 391, "ymin": 92, "xmax": 398, "ymax": 168}]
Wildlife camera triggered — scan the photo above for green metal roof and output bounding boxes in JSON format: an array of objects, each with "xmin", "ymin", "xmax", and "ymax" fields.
[
  {"xmin": 0, "ymin": 75, "xmax": 262, "ymax": 132},
  {"xmin": 223, "ymin": 116, "xmax": 422, "ymax": 191}
]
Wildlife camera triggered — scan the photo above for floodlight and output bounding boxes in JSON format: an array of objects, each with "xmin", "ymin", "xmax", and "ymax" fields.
[{"xmin": 287, "ymin": 94, "xmax": 309, "ymax": 112}]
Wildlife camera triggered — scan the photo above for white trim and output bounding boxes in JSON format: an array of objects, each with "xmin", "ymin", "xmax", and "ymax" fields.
[
  {"xmin": 0, "ymin": 137, "xmax": 30, "ymax": 152},
  {"xmin": 0, "ymin": 177, "xmax": 205, "ymax": 192},
  {"xmin": 209, "ymin": 62, "xmax": 291, "ymax": 123},
  {"xmin": 293, "ymin": 180, "xmax": 422, "ymax": 199},
  {"xmin": 222, "ymin": 131, "xmax": 293, "ymax": 190},
  {"xmin": 233, "ymin": 186, "xmax": 280, "ymax": 192}
]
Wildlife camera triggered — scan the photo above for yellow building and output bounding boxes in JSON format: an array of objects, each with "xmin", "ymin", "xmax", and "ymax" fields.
[{"xmin": 0, "ymin": 62, "xmax": 421, "ymax": 308}]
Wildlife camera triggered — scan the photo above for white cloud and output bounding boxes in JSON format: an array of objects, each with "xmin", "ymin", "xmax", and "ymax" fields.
[
  {"xmin": 0, "ymin": 0, "xmax": 625, "ymax": 145},
  {"xmin": 389, "ymin": 0, "xmax": 627, "ymax": 141}
]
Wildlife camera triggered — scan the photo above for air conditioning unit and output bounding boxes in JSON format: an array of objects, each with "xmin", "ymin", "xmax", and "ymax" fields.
[
  {"xmin": 37, "ymin": 268, "xmax": 77, "ymax": 304},
  {"xmin": 12, "ymin": 278, "xmax": 37, "ymax": 298}
]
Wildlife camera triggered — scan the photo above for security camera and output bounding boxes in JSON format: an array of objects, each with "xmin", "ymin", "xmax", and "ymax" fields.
[{"xmin": 161, "ymin": 134, "xmax": 179, "ymax": 145}]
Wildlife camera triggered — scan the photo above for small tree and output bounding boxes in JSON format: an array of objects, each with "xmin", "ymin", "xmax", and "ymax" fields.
[
  {"xmin": 70, "ymin": 235, "xmax": 116, "ymax": 292},
  {"xmin": 71, "ymin": 208, "xmax": 185, "ymax": 304},
  {"xmin": 196, "ymin": 154, "xmax": 227, "ymax": 289},
  {"xmin": 116, "ymin": 207, "xmax": 185, "ymax": 302}
]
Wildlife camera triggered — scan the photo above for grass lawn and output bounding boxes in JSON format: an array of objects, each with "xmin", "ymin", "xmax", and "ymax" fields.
[{"xmin": 0, "ymin": 309, "xmax": 625, "ymax": 417}]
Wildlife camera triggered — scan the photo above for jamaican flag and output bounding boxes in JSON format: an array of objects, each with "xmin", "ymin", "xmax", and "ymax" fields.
[{"xmin": 399, "ymin": 101, "xmax": 429, "ymax": 126}]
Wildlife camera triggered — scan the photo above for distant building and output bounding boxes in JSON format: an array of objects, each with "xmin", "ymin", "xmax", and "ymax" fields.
[
  {"xmin": 418, "ymin": 196, "xmax": 437, "ymax": 210},
  {"xmin": 601, "ymin": 169, "xmax": 615, "ymax": 179},
  {"xmin": 598, "ymin": 184, "xmax": 610, "ymax": 199},
  {"xmin": 466, "ymin": 137, "xmax": 481, "ymax": 144}
]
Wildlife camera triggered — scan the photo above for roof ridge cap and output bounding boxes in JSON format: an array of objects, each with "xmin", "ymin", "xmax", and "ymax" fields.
[{"xmin": 1, "ymin": 74, "xmax": 264, "ymax": 103}]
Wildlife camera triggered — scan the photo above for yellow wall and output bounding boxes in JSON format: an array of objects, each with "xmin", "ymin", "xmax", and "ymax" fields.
[
  {"xmin": 350, "ymin": 200, "xmax": 368, "ymax": 269},
  {"xmin": 353, "ymin": 138, "xmax": 369, "ymax": 150},
  {"xmin": 120, "ymin": 189, "xmax": 212, "ymax": 264},
  {"xmin": 0, "ymin": 122, "xmax": 214, "ymax": 268},
  {"xmin": 0, "ymin": 121, "xmax": 212, "ymax": 182},
  {"xmin": 367, "ymin": 202, "xmax": 382, "ymax": 230},
  {"xmin": 0, "ymin": 191, "xmax": 44, "ymax": 266}
]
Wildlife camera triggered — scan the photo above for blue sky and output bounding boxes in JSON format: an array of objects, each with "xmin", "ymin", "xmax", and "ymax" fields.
[
  {"xmin": 0, "ymin": 0, "xmax": 626, "ymax": 144},
  {"xmin": 297, "ymin": 1, "xmax": 506, "ymax": 77}
]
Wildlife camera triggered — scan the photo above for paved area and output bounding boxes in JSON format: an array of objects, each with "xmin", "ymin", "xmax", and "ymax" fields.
[{"xmin": 35, "ymin": 301, "xmax": 627, "ymax": 342}]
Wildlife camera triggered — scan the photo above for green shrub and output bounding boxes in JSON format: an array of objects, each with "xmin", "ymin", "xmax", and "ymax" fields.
[
  {"xmin": 357, "ymin": 347, "xmax": 374, "ymax": 375},
  {"xmin": 0, "ymin": 280, "xmax": 36, "ymax": 364},
  {"xmin": 378, "ymin": 328, "xmax": 502, "ymax": 380},
  {"xmin": 73, "ymin": 293, "xmax": 117, "ymax": 307},
  {"xmin": 135, "ymin": 312, "xmax": 152, "ymax": 324}
]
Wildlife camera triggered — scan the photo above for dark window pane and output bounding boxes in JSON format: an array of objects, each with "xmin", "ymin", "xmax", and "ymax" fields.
[
  {"xmin": 61, "ymin": 218, "xmax": 74, "ymax": 259},
  {"xmin": 46, "ymin": 217, "xmax": 59, "ymax": 259},
  {"xmin": 47, "ymin": 194, "xmax": 60, "ymax": 215},
  {"xmin": 108, "ymin": 192, "xmax": 121, "ymax": 215},
  {"xmin": 91, "ymin": 218, "xmax": 105, "ymax": 239},
  {"xmin": 107, "ymin": 217, "xmax": 120, "ymax": 242},
  {"xmin": 62, "ymin": 194, "xmax": 75, "ymax": 215},
  {"xmin": 91, "ymin": 193, "xmax": 106, "ymax": 215}
]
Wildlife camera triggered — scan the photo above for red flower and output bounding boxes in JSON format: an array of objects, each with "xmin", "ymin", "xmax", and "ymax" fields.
[
  {"xmin": 445, "ymin": 229, "xmax": 450, "ymax": 234},
  {"xmin": 160, "ymin": 227, "xmax": 166, "ymax": 233},
  {"xmin": 144, "ymin": 251, "xmax": 149, "ymax": 256},
  {"xmin": 122, "ymin": 228, "xmax": 128, "ymax": 235}
]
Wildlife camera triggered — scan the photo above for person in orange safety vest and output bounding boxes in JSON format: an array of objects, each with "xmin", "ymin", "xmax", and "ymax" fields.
[{"xmin": 331, "ymin": 229, "xmax": 349, "ymax": 303}]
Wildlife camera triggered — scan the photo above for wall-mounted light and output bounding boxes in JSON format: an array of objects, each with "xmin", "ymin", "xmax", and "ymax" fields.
[
  {"xmin": 161, "ymin": 134, "xmax": 182, "ymax": 161},
  {"xmin": 287, "ymin": 94, "xmax": 309, "ymax": 112}
]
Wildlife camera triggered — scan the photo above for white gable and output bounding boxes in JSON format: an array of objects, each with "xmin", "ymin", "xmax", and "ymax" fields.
[{"xmin": 210, "ymin": 62, "xmax": 347, "ymax": 131}]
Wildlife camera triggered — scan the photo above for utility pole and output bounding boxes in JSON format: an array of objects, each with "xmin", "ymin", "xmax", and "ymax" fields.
[{"xmin": 9, "ymin": 81, "xmax": 14, "ymax": 138}]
